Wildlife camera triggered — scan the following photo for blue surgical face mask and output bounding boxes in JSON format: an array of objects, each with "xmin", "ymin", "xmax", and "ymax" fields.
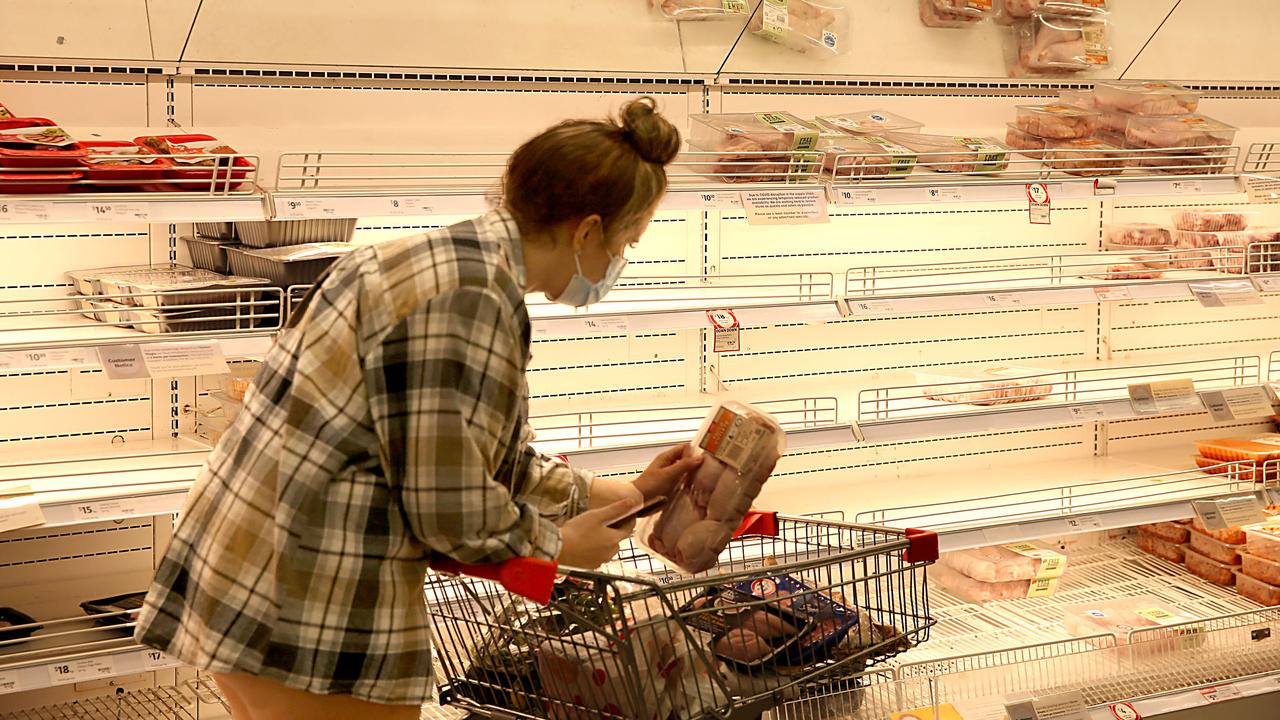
[{"xmin": 554, "ymin": 251, "xmax": 627, "ymax": 307}]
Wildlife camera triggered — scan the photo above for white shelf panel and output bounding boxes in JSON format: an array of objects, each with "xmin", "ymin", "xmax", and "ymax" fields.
[
  {"xmin": 0, "ymin": 313, "xmax": 277, "ymax": 366},
  {"xmin": 832, "ymin": 176, "xmax": 1243, "ymax": 208}
]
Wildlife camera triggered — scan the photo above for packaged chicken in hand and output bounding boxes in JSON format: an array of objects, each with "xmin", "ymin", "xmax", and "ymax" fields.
[
  {"xmin": 748, "ymin": 0, "xmax": 849, "ymax": 55},
  {"xmin": 640, "ymin": 401, "xmax": 785, "ymax": 574},
  {"xmin": 1007, "ymin": 8, "xmax": 1110, "ymax": 77},
  {"xmin": 652, "ymin": 0, "xmax": 756, "ymax": 20},
  {"xmin": 688, "ymin": 112, "xmax": 821, "ymax": 183}
]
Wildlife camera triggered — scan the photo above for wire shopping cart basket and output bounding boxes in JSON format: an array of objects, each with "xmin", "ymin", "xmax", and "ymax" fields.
[{"xmin": 425, "ymin": 511, "xmax": 937, "ymax": 720}]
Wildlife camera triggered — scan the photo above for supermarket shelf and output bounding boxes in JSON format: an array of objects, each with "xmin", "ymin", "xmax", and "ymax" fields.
[
  {"xmin": 0, "ymin": 613, "xmax": 178, "ymax": 696},
  {"xmin": 557, "ymin": 422, "xmax": 857, "ymax": 472},
  {"xmin": 0, "ymin": 685, "xmax": 199, "ymax": 719},
  {"xmin": 855, "ymin": 354, "xmax": 1278, "ymax": 444},
  {"xmin": 0, "ymin": 437, "xmax": 209, "ymax": 530},
  {"xmin": 0, "ymin": 190, "xmax": 268, "ymax": 224},
  {"xmin": 854, "ymin": 451, "xmax": 1270, "ymax": 552}
]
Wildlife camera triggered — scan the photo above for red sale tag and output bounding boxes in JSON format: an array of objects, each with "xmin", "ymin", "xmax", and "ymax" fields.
[
  {"xmin": 707, "ymin": 309, "xmax": 740, "ymax": 353},
  {"xmin": 1027, "ymin": 182, "xmax": 1051, "ymax": 225}
]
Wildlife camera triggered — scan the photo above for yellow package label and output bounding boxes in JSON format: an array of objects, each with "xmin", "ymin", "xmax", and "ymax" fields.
[
  {"xmin": 1004, "ymin": 543, "xmax": 1068, "ymax": 580},
  {"xmin": 1083, "ymin": 24, "xmax": 1110, "ymax": 65},
  {"xmin": 1136, "ymin": 607, "xmax": 1204, "ymax": 651},
  {"xmin": 761, "ymin": 0, "xmax": 789, "ymax": 37},
  {"xmin": 1135, "ymin": 607, "xmax": 1176, "ymax": 623},
  {"xmin": 1027, "ymin": 576, "xmax": 1059, "ymax": 598},
  {"xmin": 722, "ymin": 0, "xmax": 748, "ymax": 12},
  {"xmin": 698, "ymin": 406, "xmax": 771, "ymax": 471}
]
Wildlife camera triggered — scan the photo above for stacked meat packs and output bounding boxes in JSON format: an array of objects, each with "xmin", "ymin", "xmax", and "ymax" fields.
[
  {"xmin": 688, "ymin": 112, "xmax": 821, "ymax": 183},
  {"xmin": 1095, "ymin": 208, "xmax": 1264, "ymax": 279},
  {"xmin": 932, "ymin": 543, "xmax": 1068, "ymax": 603},
  {"xmin": 888, "ymin": 133, "xmax": 1010, "ymax": 174},
  {"xmin": 1004, "ymin": 103, "xmax": 1125, "ymax": 177},
  {"xmin": 642, "ymin": 401, "xmax": 785, "ymax": 573}
]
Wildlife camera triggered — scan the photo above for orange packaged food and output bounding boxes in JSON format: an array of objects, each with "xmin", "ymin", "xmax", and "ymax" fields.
[
  {"xmin": 1245, "ymin": 524, "xmax": 1280, "ymax": 563},
  {"xmin": 1194, "ymin": 434, "xmax": 1280, "ymax": 464},
  {"xmin": 1136, "ymin": 529, "xmax": 1185, "ymax": 563},
  {"xmin": 1189, "ymin": 528, "xmax": 1244, "ymax": 565},
  {"xmin": 1137, "ymin": 521, "xmax": 1190, "ymax": 544},
  {"xmin": 1184, "ymin": 547, "xmax": 1238, "ymax": 586},
  {"xmin": 1191, "ymin": 516, "xmax": 1247, "ymax": 545},
  {"xmin": 1241, "ymin": 552, "xmax": 1280, "ymax": 586},
  {"xmin": 1236, "ymin": 572, "xmax": 1280, "ymax": 605}
]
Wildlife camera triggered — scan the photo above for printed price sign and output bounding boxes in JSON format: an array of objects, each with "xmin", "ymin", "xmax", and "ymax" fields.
[
  {"xmin": 88, "ymin": 202, "xmax": 149, "ymax": 221},
  {"xmin": 0, "ymin": 670, "xmax": 21, "ymax": 694},
  {"xmin": 1026, "ymin": 183, "xmax": 1051, "ymax": 224},
  {"xmin": 1254, "ymin": 276, "xmax": 1280, "ymax": 292},
  {"xmin": 841, "ymin": 299, "xmax": 898, "ymax": 316},
  {"xmin": 1068, "ymin": 405, "xmax": 1109, "ymax": 420},
  {"xmin": 1189, "ymin": 280, "xmax": 1264, "ymax": 308},
  {"xmin": 836, "ymin": 188, "xmax": 878, "ymax": 205},
  {"xmin": 1202, "ymin": 386, "xmax": 1276, "ymax": 422},
  {"xmin": 579, "ymin": 317, "xmax": 629, "ymax": 334},
  {"xmin": 1170, "ymin": 180, "xmax": 1203, "ymax": 194},
  {"xmin": 697, "ymin": 191, "xmax": 743, "ymax": 209},
  {"xmin": 0, "ymin": 201, "xmax": 52, "ymax": 222},
  {"xmin": 1094, "ymin": 286, "xmax": 1132, "ymax": 301},
  {"xmin": 387, "ymin": 197, "xmax": 433, "ymax": 216},
  {"xmin": 1060, "ymin": 515, "xmax": 1103, "ymax": 532},
  {"xmin": 278, "ymin": 198, "xmax": 339, "ymax": 219},
  {"xmin": 0, "ymin": 348, "xmax": 97, "ymax": 370},
  {"xmin": 1109, "ymin": 702, "xmax": 1141, "ymax": 720},
  {"xmin": 47, "ymin": 656, "xmax": 116, "ymax": 685},
  {"xmin": 982, "ymin": 293, "xmax": 1025, "ymax": 308},
  {"xmin": 1128, "ymin": 378, "xmax": 1202, "ymax": 414},
  {"xmin": 926, "ymin": 187, "xmax": 964, "ymax": 203},
  {"xmin": 1199, "ymin": 684, "xmax": 1243, "ymax": 703},
  {"xmin": 707, "ymin": 309, "xmax": 740, "ymax": 353},
  {"xmin": 140, "ymin": 648, "xmax": 176, "ymax": 670}
]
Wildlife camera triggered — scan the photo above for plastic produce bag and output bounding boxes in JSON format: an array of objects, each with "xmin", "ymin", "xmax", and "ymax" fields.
[
  {"xmin": 748, "ymin": 0, "xmax": 849, "ymax": 55},
  {"xmin": 1007, "ymin": 9, "xmax": 1110, "ymax": 76},
  {"xmin": 639, "ymin": 400, "xmax": 785, "ymax": 574},
  {"xmin": 651, "ymin": 0, "xmax": 755, "ymax": 20}
]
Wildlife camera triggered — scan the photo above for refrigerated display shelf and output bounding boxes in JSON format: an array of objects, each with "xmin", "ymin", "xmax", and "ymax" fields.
[
  {"xmin": 0, "ymin": 685, "xmax": 197, "ymax": 720},
  {"xmin": 0, "ymin": 620, "xmax": 179, "ymax": 697},
  {"xmin": 0, "ymin": 191, "xmax": 269, "ymax": 225}
]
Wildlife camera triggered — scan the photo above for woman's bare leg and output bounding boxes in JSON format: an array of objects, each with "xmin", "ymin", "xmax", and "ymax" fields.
[{"xmin": 212, "ymin": 672, "xmax": 419, "ymax": 720}]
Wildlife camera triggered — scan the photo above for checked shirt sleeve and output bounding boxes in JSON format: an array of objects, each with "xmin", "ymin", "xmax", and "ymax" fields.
[
  {"xmin": 366, "ymin": 285, "xmax": 563, "ymax": 563},
  {"xmin": 511, "ymin": 421, "xmax": 593, "ymax": 521}
]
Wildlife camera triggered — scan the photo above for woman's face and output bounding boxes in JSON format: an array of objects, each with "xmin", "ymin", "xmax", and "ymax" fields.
[{"xmin": 544, "ymin": 207, "xmax": 655, "ymax": 302}]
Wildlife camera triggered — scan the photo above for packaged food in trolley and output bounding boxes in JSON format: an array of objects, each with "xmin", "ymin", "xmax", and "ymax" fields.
[
  {"xmin": 1007, "ymin": 8, "xmax": 1110, "ymax": 77},
  {"xmin": 1093, "ymin": 80, "xmax": 1201, "ymax": 116},
  {"xmin": 887, "ymin": 133, "xmax": 1011, "ymax": 174},
  {"xmin": 814, "ymin": 109, "xmax": 924, "ymax": 136},
  {"xmin": 918, "ymin": 366, "xmax": 1055, "ymax": 406},
  {"xmin": 687, "ymin": 112, "xmax": 822, "ymax": 183},
  {"xmin": 748, "ymin": 0, "xmax": 849, "ymax": 55},
  {"xmin": 919, "ymin": 0, "xmax": 992, "ymax": 28},
  {"xmin": 639, "ymin": 400, "xmax": 785, "ymax": 573},
  {"xmin": 817, "ymin": 134, "xmax": 918, "ymax": 180},
  {"xmin": 651, "ymin": 0, "xmax": 756, "ymax": 20}
]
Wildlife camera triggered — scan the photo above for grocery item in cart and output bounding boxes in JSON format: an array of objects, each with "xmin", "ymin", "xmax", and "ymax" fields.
[
  {"xmin": 920, "ymin": 366, "xmax": 1054, "ymax": 406},
  {"xmin": 997, "ymin": 0, "xmax": 1107, "ymax": 23},
  {"xmin": 928, "ymin": 561, "xmax": 1030, "ymax": 603},
  {"xmin": 1014, "ymin": 104, "xmax": 1100, "ymax": 139},
  {"xmin": 1244, "ymin": 524, "xmax": 1280, "ymax": 563},
  {"xmin": 640, "ymin": 400, "xmax": 784, "ymax": 573},
  {"xmin": 0, "ymin": 607, "xmax": 39, "ymax": 642},
  {"xmin": 651, "ymin": 0, "xmax": 755, "ymax": 19},
  {"xmin": 818, "ymin": 134, "xmax": 917, "ymax": 179},
  {"xmin": 1008, "ymin": 9, "xmax": 1110, "ymax": 76},
  {"xmin": 1184, "ymin": 547, "xmax": 1239, "ymax": 586},
  {"xmin": 1236, "ymin": 572, "xmax": 1280, "ymax": 606},
  {"xmin": 1103, "ymin": 223, "xmax": 1171, "ymax": 249},
  {"xmin": 1004, "ymin": 124, "xmax": 1046, "ymax": 158},
  {"xmin": 1044, "ymin": 137, "xmax": 1125, "ymax": 176},
  {"xmin": 919, "ymin": 0, "xmax": 992, "ymax": 28},
  {"xmin": 1173, "ymin": 209, "xmax": 1251, "ymax": 233},
  {"xmin": 1136, "ymin": 529, "xmax": 1187, "ymax": 563},
  {"xmin": 938, "ymin": 543, "xmax": 1065, "ymax": 583},
  {"xmin": 687, "ymin": 112, "xmax": 821, "ymax": 183},
  {"xmin": 1137, "ymin": 521, "xmax": 1190, "ymax": 544},
  {"xmin": 1093, "ymin": 81, "xmax": 1201, "ymax": 116},
  {"xmin": 1189, "ymin": 527, "xmax": 1245, "ymax": 565},
  {"xmin": 814, "ymin": 109, "xmax": 924, "ymax": 136},
  {"xmin": 1062, "ymin": 595, "xmax": 1202, "ymax": 653},
  {"xmin": 887, "ymin": 133, "xmax": 1010, "ymax": 173},
  {"xmin": 134, "ymin": 133, "xmax": 254, "ymax": 191},
  {"xmin": 226, "ymin": 243, "xmax": 357, "ymax": 288},
  {"xmin": 748, "ymin": 0, "xmax": 849, "ymax": 55}
]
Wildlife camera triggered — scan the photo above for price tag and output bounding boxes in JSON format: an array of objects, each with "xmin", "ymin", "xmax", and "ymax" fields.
[
  {"xmin": 1109, "ymin": 702, "xmax": 1141, "ymax": 720},
  {"xmin": 0, "ymin": 348, "xmax": 98, "ymax": 371},
  {"xmin": 1193, "ymin": 496, "xmax": 1267, "ymax": 532},
  {"xmin": 0, "ymin": 670, "xmax": 22, "ymax": 694},
  {"xmin": 71, "ymin": 495, "xmax": 175, "ymax": 522},
  {"xmin": 1068, "ymin": 405, "xmax": 1108, "ymax": 420},
  {"xmin": 0, "ymin": 489, "xmax": 46, "ymax": 533},
  {"xmin": 1128, "ymin": 378, "xmax": 1202, "ymax": 414},
  {"xmin": 1254, "ymin": 276, "xmax": 1280, "ymax": 292},
  {"xmin": 982, "ymin": 293, "xmax": 1025, "ymax": 308},
  {"xmin": 1026, "ymin": 183, "xmax": 1051, "ymax": 225},
  {"xmin": 387, "ymin": 197, "xmax": 433, "ymax": 216},
  {"xmin": 1189, "ymin": 280, "xmax": 1264, "ymax": 308},
  {"xmin": 697, "ymin": 191, "xmax": 743, "ymax": 209},
  {"xmin": 47, "ymin": 656, "xmax": 116, "ymax": 685},
  {"xmin": 0, "ymin": 201, "xmax": 52, "ymax": 222},
  {"xmin": 88, "ymin": 202, "xmax": 149, "ymax": 222},
  {"xmin": 1199, "ymin": 684, "xmax": 1243, "ymax": 704},
  {"xmin": 1202, "ymin": 386, "xmax": 1276, "ymax": 422},
  {"xmin": 1061, "ymin": 514, "xmax": 1104, "ymax": 532},
  {"xmin": 836, "ymin": 188, "xmax": 878, "ymax": 205},
  {"xmin": 926, "ymin": 187, "xmax": 964, "ymax": 203},
  {"xmin": 707, "ymin": 309, "xmax": 740, "ymax": 353},
  {"xmin": 1094, "ymin": 286, "xmax": 1132, "ymax": 301},
  {"xmin": 140, "ymin": 648, "xmax": 175, "ymax": 670},
  {"xmin": 1170, "ymin": 180, "xmax": 1203, "ymax": 194},
  {"xmin": 841, "ymin": 299, "xmax": 898, "ymax": 316},
  {"xmin": 278, "ymin": 198, "xmax": 339, "ymax": 219},
  {"xmin": 579, "ymin": 317, "xmax": 629, "ymax": 334}
]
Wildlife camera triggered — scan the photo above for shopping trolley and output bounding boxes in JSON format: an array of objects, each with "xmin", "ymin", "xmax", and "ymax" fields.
[{"xmin": 426, "ymin": 511, "xmax": 937, "ymax": 720}]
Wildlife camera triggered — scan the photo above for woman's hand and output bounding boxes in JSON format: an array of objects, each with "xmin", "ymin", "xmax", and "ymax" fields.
[
  {"xmin": 633, "ymin": 444, "xmax": 703, "ymax": 503},
  {"xmin": 558, "ymin": 499, "xmax": 641, "ymax": 569}
]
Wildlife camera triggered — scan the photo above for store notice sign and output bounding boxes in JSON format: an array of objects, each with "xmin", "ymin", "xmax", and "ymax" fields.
[
  {"xmin": 1127, "ymin": 378, "xmax": 1202, "ymax": 415},
  {"xmin": 99, "ymin": 341, "xmax": 228, "ymax": 380},
  {"xmin": 742, "ymin": 189, "xmax": 828, "ymax": 226},
  {"xmin": 1006, "ymin": 690, "xmax": 1089, "ymax": 720},
  {"xmin": 1189, "ymin": 280, "xmax": 1264, "ymax": 308},
  {"xmin": 1202, "ymin": 386, "xmax": 1276, "ymax": 422},
  {"xmin": 1193, "ymin": 495, "xmax": 1267, "ymax": 532},
  {"xmin": 1246, "ymin": 176, "xmax": 1280, "ymax": 204},
  {"xmin": 0, "ymin": 487, "xmax": 46, "ymax": 533},
  {"xmin": 1027, "ymin": 183, "xmax": 1051, "ymax": 225}
]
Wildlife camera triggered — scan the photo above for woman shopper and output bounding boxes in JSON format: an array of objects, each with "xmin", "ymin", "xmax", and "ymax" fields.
[{"xmin": 134, "ymin": 97, "xmax": 701, "ymax": 719}]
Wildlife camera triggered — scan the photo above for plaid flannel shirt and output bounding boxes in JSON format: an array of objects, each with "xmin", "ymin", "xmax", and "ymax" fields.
[{"xmin": 135, "ymin": 209, "xmax": 592, "ymax": 704}]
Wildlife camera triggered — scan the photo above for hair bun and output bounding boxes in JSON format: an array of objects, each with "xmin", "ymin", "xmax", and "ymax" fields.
[{"xmin": 618, "ymin": 96, "xmax": 682, "ymax": 166}]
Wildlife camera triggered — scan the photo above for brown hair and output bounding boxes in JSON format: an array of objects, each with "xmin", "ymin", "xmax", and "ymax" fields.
[{"xmin": 503, "ymin": 96, "xmax": 681, "ymax": 236}]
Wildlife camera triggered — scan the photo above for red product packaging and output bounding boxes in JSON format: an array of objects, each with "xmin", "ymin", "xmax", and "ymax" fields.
[
  {"xmin": 0, "ymin": 118, "xmax": 87, "ymax": 169},
  {"xmin": 78, "ymin": 140, "xmax": 173, "ymax": 189},
  {"xmin": 134, "ymin": 134, "xmax": 253, "ymax": 191},
  {"xmin": 0, "ymin": 102, "xmax": 12, "ymax": 119},
  {"xmin": 0, "ymin": 170, "xmax": 83, "ymax": 194}
]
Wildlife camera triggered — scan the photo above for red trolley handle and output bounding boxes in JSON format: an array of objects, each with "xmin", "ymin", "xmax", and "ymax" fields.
[{"xmin": 431, "ymin": 556, "xmax": 559, "ymax": 606}]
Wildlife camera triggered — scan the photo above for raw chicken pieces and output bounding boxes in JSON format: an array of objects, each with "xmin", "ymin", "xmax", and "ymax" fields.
[
  {"xmin": 919, "ymin": 0, "xmax": 992, "ymax": 27},
  {"xmin": 1009, "ymin": 10, "xmax": 1110, "ymax": 77},
  {"xmin": 652, "ymin": 0, "xmax": 754, "ymax": 19},
  {"xmin": 1014, "ymin": 104, "xmax": 1100, "ymax": 139},
  {"xmin": 748, "ymin": 0, "xmax": 848, "ymax": 55}
]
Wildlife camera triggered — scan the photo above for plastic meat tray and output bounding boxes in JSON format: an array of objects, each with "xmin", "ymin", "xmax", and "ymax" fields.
[
  {"xmin": 226, "ymin": 243, "xmax": 357, "ymax": 287},
  {"xmin": 134, "ymin": 133, "xmax": 254, "ymax": 191},
  {"xmin": 234, "ymin": 218, "xmax": 357, "ymax": 248},
  {"xmin": 0, "ymin": 170, "xmax": 82, "ymax": 194},
  {"xmin": 182, "ymin": 236, "xmax": 241, "ymax": 273},
  {"xmin": 77, "ymin": 140, "xmax": 172, "ymax": 188},
  {"xmin": 0, "ymin": 118, "xmax": 87, "ymax": 169},
  {"xmin": 0, "ymin": 607, "xmax": 40, "ymax": 642}
]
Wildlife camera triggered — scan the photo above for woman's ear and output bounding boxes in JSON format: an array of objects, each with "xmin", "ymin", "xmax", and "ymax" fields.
[{"xmin": 570, "ymin": 214, "xmax": 604, "ymax": 253}]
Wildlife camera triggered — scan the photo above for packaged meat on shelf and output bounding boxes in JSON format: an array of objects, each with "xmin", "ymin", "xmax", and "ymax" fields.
[
  {"xmin": 1173, "ymin": 209, "xmax": 1253, "ymax": 232},
  {"xmin": 1245, "ymin": 524, "xmax": 1280, "ymax": 563},
  {"xmin": 1004, "ymin": 124, "xmax": 1046, "ymax": 157},
  {"xmin": 995, "ymin": 0, "xmax": 1107, "ymax": 24},
  {"xmin": 817, "ymin": 134, "xmax": 918, "ymax": 179},
  {"xmin": 1043, "ymin": 137, "xmax": 1125, "ymax": 176},
  {"xmin": 687, "ymin": 112, "xmax": 822, "ymax": 183},
  {"xmin": 225, "ymin": 243, "xmax": 358, "ymax": 288},
  {"xmin": 1093, "ymin": 81, "xmax": 1201, "ymax": 116},
  {"xmin": 747, "ymin": 0, "xmax": 848, "ymax": 55},
  {"xmin": 1136, "ymin": 529, "xmax": 1187, "ymax": 563},
  {"xmin": 814, "ymin": 109, "xmax": 924, "ymax": 136},
  {"xmin": 234, "ymin": 218, "xmax": 358, "ymax": 248},
  {"xmin": 1184, "ymin": 547, "xmax": 1239, "ymax": 586},
  {"xmin": 1062, "ymin": 595, "xmax": 1203, "ymax": 656},
  {"xmin": 1007, "ymin": 8, "xmax": 1110, "ymax": 77},
  {"xmin": 134, "ymin": 133, "xmax": 255, "ymax": 191},
  {"xmin": 1057, "ymin": 88, "xmax": 1097, "ymax": 110},
  {"xmin": 1235, "ymin": 572, "xmax": 1280, "ymax": 606},
  {"xmin": 639, "ymin": 400, "xmax": 784, "ymax": 573},
  {"xmin": 1241, "ymin": 552, "xmax": 1280, "ymax": 586},
  {"xmin": 1103, "ymin": 223, "xmax": 1172, "ymax": 249},
  {"xmin": 919, "ymin": 0, "xmax": 993, "ymax": 28},
  {"xmin": 1194, "ymin": 433, "xmax": 1280, "ymax": 465},
  {"xmin": 1188, "ymin": 528, "xmax": 1245, "ymax": 565},
  {"xmin": 182, "ymin": 235, "xmax": 240, "ymax": 273},
  {"xmin": 1138, "ymin": 521, "xmax": 1191, "ymax": 545},
  {"xmin": 77, "ymin": 140, "xmax": 172, "ymax": 190},
  {"xmin": 886, "ymin": 133, "xmax": 1010, "ymax": 173},
  {"xmin": 1126, "ymin": 115, "xmax": 1238, "ymax": 150},
  {"xmin": 929, "ymin": 562, "xmax": 1031, "ymax": 603},
  {"xmin": 918, "ymin": 366, "xmax": 1054, "ymax": 406},
  {"xmin": 932, "ymin": 542, "xmax": 1067, "ymax": 602},
  {"xmin": 1013, "ymin": 103, "xmax": 1100, "ymax": 139},
  {"xmin": 651, "ymin": 0, "xmax": 755, "ymax": 20}
]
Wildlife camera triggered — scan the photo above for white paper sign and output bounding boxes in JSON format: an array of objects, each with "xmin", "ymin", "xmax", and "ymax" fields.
[
  {"xmin": 1189, "ymin": 280, "xmax": 1264, "ymax": 308},
  {"xmin": 1199, "ymin": 684, "xmax": 1243, "ymax": 704},
  {"xmin": 1193, "ymin": 496, "xmax": 1267, "ymax": 532},
  {"xmin": 1031, "ymin": 690, "xmax": 1090, "ymax": 720},
  {"xmin": 1027, "ymin": 183, "xmax": 1051, "ymax": 225},
  {"xmin": 1128, "ymin": 378, "xmax": 1203, "ymax": 414},
  {"xmin": 0, "ymin": 490, "xmax": 46, "ymax": 533},
  {"xmin": 1202, "ymin": 386, "xmax": 1276, "ymax": 422},
  {"xmin": 0, "ymin": 670, "xmax": 21, "ymax": 694},
  {"xmin": 1254, "ymin": 276, "xmax": 1280, "ymax": 292},
  {"xmin": 47, "ymin": 656, "xmax": 116, "ymax": 685},
  {"xmin": 742, "ymin": 189, "xmax": 829, "ymax": 226},
  {"xmin": 140, "ymin": 342, "xmax": 229, "ymax": 378}
]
